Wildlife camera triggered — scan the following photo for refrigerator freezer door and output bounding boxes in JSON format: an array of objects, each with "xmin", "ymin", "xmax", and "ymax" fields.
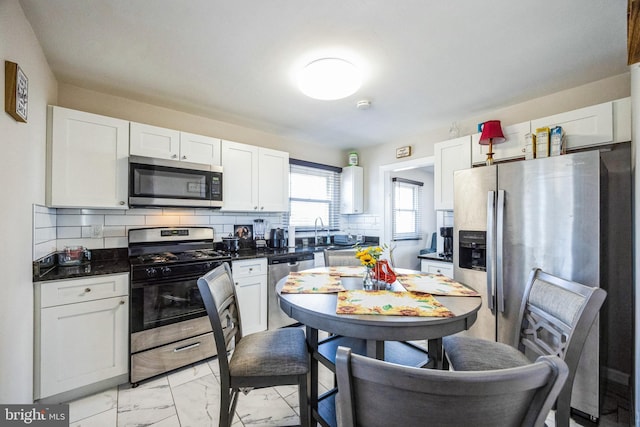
[
  {"xmin": 453, "ymin": 165, "xmax": 497, "ymax": 341},
  {"xmin": 496, "ymin": 151, "xmax": 600, "ymax": 345},
  {"xmin": 497, "ymin": 151, "xmax": 601, "ymax": 418}
]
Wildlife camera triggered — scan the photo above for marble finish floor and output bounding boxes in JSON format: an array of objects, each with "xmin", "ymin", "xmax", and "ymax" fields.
[
  {"xmin": 64, "ymin": 352, "xmax": 630, "ymax": 427},
  {"xmin": 66, "ymin": 357, "xmax": 334, "ymax": 427}
]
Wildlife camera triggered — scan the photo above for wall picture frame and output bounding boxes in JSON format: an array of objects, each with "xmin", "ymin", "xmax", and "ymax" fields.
[
  {"xmin": 5, "ymin": 61, "xmax": 28, "ymax": 123},
  {"xmin": 395, "ymin": 145, "xmax": 412, "ymax": 158}
]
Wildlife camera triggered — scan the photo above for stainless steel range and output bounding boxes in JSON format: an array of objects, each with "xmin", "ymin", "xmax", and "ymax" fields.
[{"xmin": 128, "ymin": 227, "xmax": 230, "ymax": 385}]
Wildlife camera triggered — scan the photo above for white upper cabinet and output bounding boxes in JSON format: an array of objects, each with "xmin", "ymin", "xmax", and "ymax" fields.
[
  {"xmin": 180, "ymin": 131, "xmax": 221, "ymax": 165},
  {"xmin": 257, "ymin": 146, "xmax": 290, "ymax": 212},
  {"xmin": 47, "ymin": 106, "xmax": 129, "ymax": 209},
  {"xmin": 130, "ymin": 122, "xmax": 180, "ymax": 160},
  {"xmin": 221, "ymin": 140, "xmax": 289, "ymax": 212},
  {"xmin": 130, "ymin": 122, "xmax": 221, "ymax": 166},
  {"xmin": 434, "ymin": 135, "xmax": 471, "ymax": 210},
  {"xmin": 530, "ymin": 101, "xmax": 613, "ymax": 151},
  {"xmin": 471, "ymin": 121, "xmax": 531, "ymax": 166},
  {"xmin": 470, "ymin": 98, "xmax": 630, "ymax": 166},
  {"xmin": 341, "ymin": 166, "xmax": 364, "ymax": 214}
]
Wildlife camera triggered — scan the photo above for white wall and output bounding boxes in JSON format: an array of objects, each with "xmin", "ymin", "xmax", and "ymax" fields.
[{"xmin": 0, "ymin": 0, "xmax": 57, "ymax": 403}]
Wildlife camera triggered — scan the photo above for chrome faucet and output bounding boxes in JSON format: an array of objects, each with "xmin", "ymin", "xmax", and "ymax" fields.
[{"xmin": 314, "ymin": 217, "xmax": 324, "ymax": 245}]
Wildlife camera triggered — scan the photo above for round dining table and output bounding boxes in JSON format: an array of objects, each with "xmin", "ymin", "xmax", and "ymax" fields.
[{"xmin": 276, "ymin": 267, "xmax": 482, "ymax": 426}]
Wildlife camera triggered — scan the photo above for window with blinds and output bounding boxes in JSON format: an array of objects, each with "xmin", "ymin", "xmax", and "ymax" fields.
[
  {"xmin": 285, "ymin": 159, "xmax": 341, "ymax": 231},
  {"xmin": 392, "ymin": 177, "xmax": 423, "ymax": 240}
]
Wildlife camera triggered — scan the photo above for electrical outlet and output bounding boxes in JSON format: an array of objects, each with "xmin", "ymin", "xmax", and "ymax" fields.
[{"xmin": 90, "ymin": 224, "xmax": 103, "ymax": 239}]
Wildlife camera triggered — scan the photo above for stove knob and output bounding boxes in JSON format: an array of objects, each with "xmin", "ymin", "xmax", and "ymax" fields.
[
  {"xmin": 145, "ymin": 268, "xmax": 158, "ymax": 278},
  {"xmin": 161, "ymin": 267, "xmax": 172, "ymax": 276}
]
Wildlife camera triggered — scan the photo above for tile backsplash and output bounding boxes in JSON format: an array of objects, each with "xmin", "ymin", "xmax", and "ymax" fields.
[{"xmin": 32, "ymin": 204, "xmax": 381, "ymax": 261}]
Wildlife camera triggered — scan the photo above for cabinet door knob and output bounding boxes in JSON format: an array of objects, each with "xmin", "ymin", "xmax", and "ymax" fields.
[
  {"xmin": 254, "ymin": 206, "xmax": 258, "ymax": 210},
  {"xmin": 182, "ymin": 155, "xmax": 187, "ymax": 160},
  {"xmin": 120, "ymin": 201, "xmax": 125, "ymax": 205},
  {"xmin": 85, "ymin": 288, "xmax": 91, "ymax": 293},
  {"xmin": 120, "ymin": 300, "xmax": 126, "ymax": 305},
  {"xmin": 171, "ymin": 154, "xmax": 178, "ymax": 159},
  {"xmin": 260, "ymin": 206, "xmax": 264, "ymax": 210}
]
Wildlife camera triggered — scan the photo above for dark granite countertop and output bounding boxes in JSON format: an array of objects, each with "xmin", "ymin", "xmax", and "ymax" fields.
[
  {"xmin": 417, "ymin": 253, "xmax": 453, "ymax": 263},
  {"xmin": 33, "ymin": 248, "xmax": 130, "ymax": 282},
  {"xmin": 32, "ymin": 237, "xmax": 380, "ymax": 281}
]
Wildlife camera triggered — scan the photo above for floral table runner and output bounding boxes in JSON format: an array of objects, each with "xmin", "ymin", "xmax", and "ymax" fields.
[
  {"xmin": 327, "ymin": 266, "xmax": 365, "ymax": 276},
  {"xmin": 396, "ymin": 273, "xmax": 480, "ymax": 296},
  {"xmin": 281, "ymin": 271, "xmax": 346, "ymax": 293},
  {"xmin": 336, "ymin": 290, "xmax": 454, "ymax": 317}
]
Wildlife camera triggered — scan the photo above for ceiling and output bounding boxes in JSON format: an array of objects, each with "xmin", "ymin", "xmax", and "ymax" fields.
[{"xmin": 19, "ymin": 0, "xmax": 628, "ymax": 148}]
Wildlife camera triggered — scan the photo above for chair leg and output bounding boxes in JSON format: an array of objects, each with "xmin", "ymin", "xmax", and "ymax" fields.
[
  {"xmin": 298, "ymin": 374, "xmax": 310, "ymax": 427},
  {"xmin": 554, "ymin": 390, "xmax": 571, "ymax": 427},
  {"xmin": 220, "ymin": 388, "xmax": 239, "ymax": 427}
]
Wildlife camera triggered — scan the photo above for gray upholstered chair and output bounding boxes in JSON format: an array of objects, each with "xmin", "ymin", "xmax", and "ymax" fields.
[
  {"xmin": 197, "ymin": 263, "xmax": 310, "ymax": 427},
  {"xmin": 335, "ymin": 346, "xmax": 568, "ymax": 427},
  {"xmin": 323, "ymin": 249, "xmax": 361, "ymax": 267},
  {"xmin": 443, "ymin": 268, "xmax": 607, "ymax": 427}
]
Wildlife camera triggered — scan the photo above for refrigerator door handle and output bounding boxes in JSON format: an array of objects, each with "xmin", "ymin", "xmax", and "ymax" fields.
[
  {"xmin": 496, "ymin": 189, "xmax": 505, "ymax": 312},
  {"xmin": 486, "ymin": 190, "xmax": 496, "ymax": 311}
]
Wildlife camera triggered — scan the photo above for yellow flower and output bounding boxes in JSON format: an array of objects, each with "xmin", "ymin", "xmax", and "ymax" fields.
[{"xmin": 354, "ymin": 243, "xmax": 388, "ymax": 267}]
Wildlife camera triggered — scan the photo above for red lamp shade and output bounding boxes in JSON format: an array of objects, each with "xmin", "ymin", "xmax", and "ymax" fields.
[{"xmin": 479, "ymin": 120, "xmax": 505, "ymax": 145}]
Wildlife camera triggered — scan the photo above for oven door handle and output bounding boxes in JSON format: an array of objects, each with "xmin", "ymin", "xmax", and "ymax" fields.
[{"xmin": 173, "ymin": 342, "xmax": 201, "ymax": 352}]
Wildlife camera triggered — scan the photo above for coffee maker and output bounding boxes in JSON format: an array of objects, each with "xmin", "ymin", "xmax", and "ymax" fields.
[
  {"xmin": 269, "ymin": 228, "xmax": 286, "ymax": 249},
  {"xmin": 440, "ymin": 227, "xmax": 453, "ymax": 260}
]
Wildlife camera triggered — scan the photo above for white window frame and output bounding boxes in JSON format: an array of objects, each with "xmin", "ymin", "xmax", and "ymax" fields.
[
  {"xmin": 391, "ymin": 177, "xmax": 423, "ymax": 241},
  {"xmin": 285, "ymin": 159, "xmax": 341, "ymax": 231}
]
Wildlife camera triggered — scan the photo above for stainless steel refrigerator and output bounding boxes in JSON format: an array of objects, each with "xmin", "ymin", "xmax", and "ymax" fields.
[{"xmin": 453, "ymin": 145, "xmax": 632, "ymax": 422}]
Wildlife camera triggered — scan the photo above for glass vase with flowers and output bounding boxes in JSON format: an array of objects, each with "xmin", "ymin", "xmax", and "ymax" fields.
[{"xmin": 355, "ymin": 244, "xmax": 390, "ymax": 290}]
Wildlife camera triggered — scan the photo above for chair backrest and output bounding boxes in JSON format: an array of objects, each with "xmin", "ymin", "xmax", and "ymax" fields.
[
  {"xmin": 197, "ymin": 262, "xmax": 243, "ymax": 382},
  {"xmin": 335, "ymin": 346, "xmax": 568, "ymax": 427},
  {"xmin": 324, "ymin": 249, "xmax": 361, "ymax": 267},
  {"xmin": 515, "ymin": 268, "xmax": 607, "ymax": 390}
]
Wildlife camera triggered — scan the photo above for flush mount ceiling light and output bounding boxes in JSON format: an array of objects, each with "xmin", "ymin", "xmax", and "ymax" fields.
[{"xmin": 298, "ymin": 58, "xmax": 362, "ymax": 100}]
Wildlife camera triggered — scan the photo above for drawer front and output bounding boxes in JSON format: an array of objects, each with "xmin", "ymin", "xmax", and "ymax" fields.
[
  {"xmin": 232, "ymin": 258, "xmax": 267, "ymax": 278},
  {"xmin": 130, "ymin": 332, "xmax": 217, "ymax": 383},
  {"xmin": 131, "ymin": 316, "xmax": 213, "ymax": 353},
  {"xmin": 426, "ymin": 264, "xmax": 453, "ymax": 278},
  {"xmin": 40, "ymin": 273, "xmax": 129, "ymax": 307}
]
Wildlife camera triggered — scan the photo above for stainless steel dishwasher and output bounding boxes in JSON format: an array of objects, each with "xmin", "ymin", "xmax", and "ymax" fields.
[{"xmin": 268, "ymin": 252, "xmax": 315, "ymax": 329}]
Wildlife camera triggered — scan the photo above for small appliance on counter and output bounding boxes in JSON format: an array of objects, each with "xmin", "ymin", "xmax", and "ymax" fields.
[
  {"xmin": 254, "ymin": 219, "xmax": 267, "ymax": 249},
  {"xmin": 439, "ymin": 227, "xmax": 453, "ymax": 261},
  {"xmin": 57, "ymin": 246, "xmax": 91, "ymax": 266},
  {"xmin": 332, "ymin": 234, "xmax": 363, "ymax": 246},
  {"xmin": 222, "ymin": 234, "xmax": 240, "ymax": 252},
  {"xmin": 269, "ymin": 228, "xmax": 286, "ymax": 249}
]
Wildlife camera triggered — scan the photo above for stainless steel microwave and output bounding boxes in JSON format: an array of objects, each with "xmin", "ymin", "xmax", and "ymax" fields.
[{"xmin": 129, "ymin": 156, "xmax": 223, "ymax": 208}]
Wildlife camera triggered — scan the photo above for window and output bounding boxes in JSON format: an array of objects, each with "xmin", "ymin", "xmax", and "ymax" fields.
[
  {"xmin": 392, "ymin": 177, "xmax": 423, "ymax": 240},
  {"xmin": 285, "ymin": 159, "xmax": 341, "ymax": 231}
]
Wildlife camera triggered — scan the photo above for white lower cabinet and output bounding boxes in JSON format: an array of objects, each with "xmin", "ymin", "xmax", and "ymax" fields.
[
  {"xmin": 420, "ymin": 259, "xmax": 453, "ymax": 279},
  {"xmin": 231, "ymin": 258, "xmax": 268, "ymax": 334},
  {"xmin": 34, "ymin": 274, "xmax": 129, "ymax": 400}
]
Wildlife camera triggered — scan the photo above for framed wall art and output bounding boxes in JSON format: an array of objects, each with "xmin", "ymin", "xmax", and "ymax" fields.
[{"xmin": 5, "ymin": 60, "xmax": 28, "ymax": 123}]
